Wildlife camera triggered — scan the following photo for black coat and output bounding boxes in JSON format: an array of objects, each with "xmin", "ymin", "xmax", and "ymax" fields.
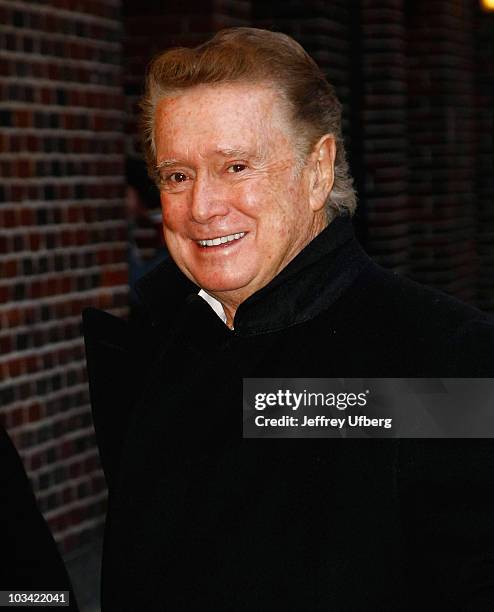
[
  {"xmin": 0, "ymin": 425, "xmax": 79, "ymax": 610},
  {"xmin": 83, "ymin": 217, "xmax": 494, "ymax": 611}
]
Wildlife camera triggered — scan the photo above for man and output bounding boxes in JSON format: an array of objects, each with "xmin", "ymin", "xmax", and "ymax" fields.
[{"xmin": 83, "ymin": 28, "xmax": 494, "ymax": 610}]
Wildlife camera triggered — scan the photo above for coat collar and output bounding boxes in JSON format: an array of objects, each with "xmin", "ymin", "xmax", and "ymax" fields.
[{"xmin": 134, "ymin": 215, "xmax": 371, "ymax": 337}]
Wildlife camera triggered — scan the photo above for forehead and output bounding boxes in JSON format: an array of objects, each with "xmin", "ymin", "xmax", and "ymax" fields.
[{"xmin": 154, "ymin": 83, "xmax": 293, "ymax": 162}]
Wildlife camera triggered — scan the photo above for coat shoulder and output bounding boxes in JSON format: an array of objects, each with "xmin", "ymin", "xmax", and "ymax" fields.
[
  {"xmin": 82, "ymin": 307, "xmax": 158, "ymax": 488},
  {"xmin": 311, "ymin": 262, "xmax": 494, "ymax": 376},
  {"xmin": 373, "ymin": 267, "xmax": 494, "ymax": 375},
  {"xmin": 82, "ymin": 306, "xmax": 132, "ymax": 347}
]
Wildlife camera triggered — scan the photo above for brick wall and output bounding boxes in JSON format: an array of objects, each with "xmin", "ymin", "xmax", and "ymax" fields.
[
  {"xmin": 407, "ymin": 0, "xmax": 479, "ymax": 304},
  {"xmin": 0, "ymin": 0, "xmax": 127, "ymax": 554},
  {"xmin": 358, "ymin": 0, "xmax": 410, "ymax": 271},
  {"xmin": 355, "ymin": 0, "xmax": 493, "ymax": 308},
  {"xmin": 474, "ymin": 2, "xmax": 494, "ymax": 310}
]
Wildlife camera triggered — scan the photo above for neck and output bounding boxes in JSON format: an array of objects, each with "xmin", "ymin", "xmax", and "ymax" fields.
[{"xmin": 222, "ymin": 304, "xmax": 236, "ymax": 330}]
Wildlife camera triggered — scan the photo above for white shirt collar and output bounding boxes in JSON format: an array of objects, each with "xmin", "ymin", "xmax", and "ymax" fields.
[{"xmin": 198, "ymin": 289, "xmax": 227, "ymax": 325}]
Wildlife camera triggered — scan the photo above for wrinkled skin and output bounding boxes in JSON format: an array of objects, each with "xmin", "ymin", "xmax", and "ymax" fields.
[{"xmin": 154, "ymin": 83, "xmax": 334, "ymax": 327}]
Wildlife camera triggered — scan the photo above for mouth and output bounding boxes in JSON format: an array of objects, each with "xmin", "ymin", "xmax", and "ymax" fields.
[{"xmin": 195, "ymin": 232, "xmax": 246, "ymax": 248}]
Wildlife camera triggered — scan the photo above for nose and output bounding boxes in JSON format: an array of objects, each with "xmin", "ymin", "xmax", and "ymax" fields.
[{"xmin": 190, "ymin": 173, "xmax": 230, "ymax": 224}]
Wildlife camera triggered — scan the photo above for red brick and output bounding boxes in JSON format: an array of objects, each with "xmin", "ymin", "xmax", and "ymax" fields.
[
  {"xmin": 3, "ymin": 259, "xmax": 18, "ymax": 277},
  {"xmin": 26, "ymin": 135, "xmax": 39, "ymax": 152},
  {"xmin": 62, "ymin": 487, "xmax": 74, "ymax": 504},
  {"xmin": 19, "ymin": 208, "xmax": 33, "ymax": 225},
  {"xmin": 16, "ymin": 110, "xmax": 31, "ymax": 128},
  {"xmin": 61, "ymin": 277, "xmax": 72, "ymax": 293},
  {"xmin": 31, "ymin": 281, "xmax": 42, "ymax": 299},
  {"xmin": 18, "ymin": 159, "xmax": 31, "ymax": 178},
  {"xmin": 46, "ymin": 278, "xmax": 58, "ymax": 294},
  {"xmin": 7, "ymin": 357, "xmax": 23, "ymax": 377},
  {"xmin": 11, "ymin": 408, "xmax": 24, "ymax": 428},
  {"xmin": 30, "ymin": 453, "xmax": 42, "ymax": 471},
  {"xmin": 29, "ymin": 232, "xmax": 41, "ymax": 250},
  {"xmin": 102, "ymin": 268, "xmax": 128, "ymax": 286},
  {"xmin": 28, "ymin": 186, "xmax": 39, "ymax": 200},
  {"xmin": 28, "ymin": 403, "xmax": 41, "ymax": 421},
  {"xmin": 0, "ymin": 286, "xmax": 10, "ymax": 303},
  {"xmin": 3, "ymin": 209, "xmax": 17, "ymax": 228},
  {"xmin": 0, "ymin": 337, "xmax": 12, "ymax": 353},
  {"xmin": 67, "ymin": 207, "xmax": 80, "ymax": 223},
  {"xmin": 11, "ymin": 185, "xmax": 25, "ymax": 202},
  {"xmin": 69, "ymin": 461, "xmax": 83, "ymax": 478},
  {"xmin": 26, "ymin": 356, "xmax": 38, "ymax": 374}
]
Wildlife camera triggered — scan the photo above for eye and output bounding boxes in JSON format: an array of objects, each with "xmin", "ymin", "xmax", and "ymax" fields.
[
  {"xmin": 227, "ymin": 163, "xmax": 247, "ymax": 173},
  {"xmin": 160, "ymin": 171, "xmax": 190, "ymax": 191},
  {"xmin": 168, "ymin": 172, "xmax": 188, "ymax": 183}
]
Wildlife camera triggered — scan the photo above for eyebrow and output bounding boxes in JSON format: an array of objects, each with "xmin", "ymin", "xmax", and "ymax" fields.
[
  {"xmin": 215, "ymin": 147, "xmax": 266, "ymax": 163},
  {"xmin": 155, "ymin": 159, "xmax": 181, "ymax": 171}
]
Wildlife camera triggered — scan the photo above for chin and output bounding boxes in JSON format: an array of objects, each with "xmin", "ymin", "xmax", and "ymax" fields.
[{"xmin": 195, "ymin": 272, "xmax": 254, "ymax": 295}]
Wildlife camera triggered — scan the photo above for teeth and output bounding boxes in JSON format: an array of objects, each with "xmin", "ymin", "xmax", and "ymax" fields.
[{"xmin": 197, "ymin": 232, "xmax": 245, "ymax": 247}]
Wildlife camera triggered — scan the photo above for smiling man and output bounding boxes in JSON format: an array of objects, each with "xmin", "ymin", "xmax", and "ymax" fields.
[
  {"xmin": 152, "ymin": 83, "xmax": 331, "ymax": 327},
  {"xmin": 83, "ymin": 28, "xmax": 494, "ymax": 611}
]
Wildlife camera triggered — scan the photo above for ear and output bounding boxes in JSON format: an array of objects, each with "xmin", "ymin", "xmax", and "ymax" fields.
[{"xmin": 308, "ymin": 134, "xmax": 336, "ymax": 213}]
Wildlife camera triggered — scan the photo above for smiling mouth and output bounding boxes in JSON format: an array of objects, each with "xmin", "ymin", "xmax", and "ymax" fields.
[{"xmin": 196, "ymin": 232, "xmax": 246, "ymax": 247}]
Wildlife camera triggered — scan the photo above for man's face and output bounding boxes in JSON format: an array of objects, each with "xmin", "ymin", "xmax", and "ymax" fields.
[{"xmin": 154, "ymin": 83, "xmax": 327, "ymax": 308}]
